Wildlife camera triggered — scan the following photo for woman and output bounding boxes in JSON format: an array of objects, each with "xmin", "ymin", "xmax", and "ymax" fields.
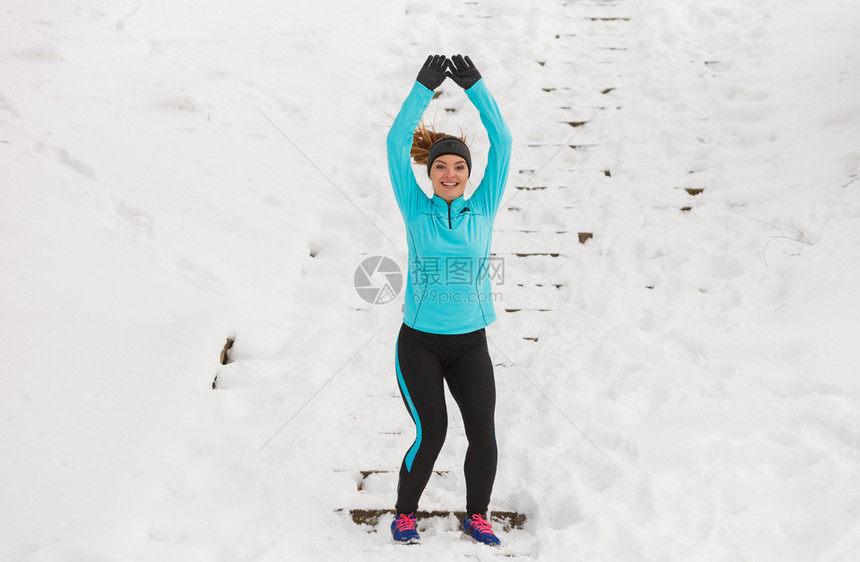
[{"xmin": 386, "ymin": 54, "xmax": 512, "ymax": 546}]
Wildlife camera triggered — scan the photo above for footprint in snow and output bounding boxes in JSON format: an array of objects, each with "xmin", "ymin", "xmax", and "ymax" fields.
[
  {"xmin": 13, "ymin": 43, "xmax": 64, "ymax": 62},
  {"xmin": 174, "ymin": 257, "xmax": 222, "ymax": 292},
  {"xmin": 114, "ymin": 201, "xmax": 154, "ymax": 238},
  {"xmin": 33, "ymin": 143, "xmax": 96, "ymax": 178}
]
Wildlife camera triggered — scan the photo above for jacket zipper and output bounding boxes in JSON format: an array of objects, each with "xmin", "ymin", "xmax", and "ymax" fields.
[{"xmin": 448, "ymin": 203, "xmax": 452, "ymax": 229}]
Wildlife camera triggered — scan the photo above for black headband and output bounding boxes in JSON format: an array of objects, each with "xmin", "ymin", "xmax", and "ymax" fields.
[{"xmin": 426, "ymin": 137, "xmax": 471, "ymax": 177}]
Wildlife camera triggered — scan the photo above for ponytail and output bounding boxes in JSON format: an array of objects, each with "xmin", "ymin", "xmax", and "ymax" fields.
[{"xmin": 411, "ymin": 122, "xmax": 468, "ymax": 166}]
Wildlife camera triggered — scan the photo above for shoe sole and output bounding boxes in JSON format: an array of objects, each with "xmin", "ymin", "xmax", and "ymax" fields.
[
  {"xmin": 393, "ymin": 538, "xmax": 420, "ymax": 545},
  {"xmin": 461, "ymin": 532, "xmax": 501, "ymax": 547}
]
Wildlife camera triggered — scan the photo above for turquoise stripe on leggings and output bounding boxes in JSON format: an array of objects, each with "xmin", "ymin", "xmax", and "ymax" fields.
[{"xmin": 395, "ymin": 340, "xmax": 421, "ymax": 472}]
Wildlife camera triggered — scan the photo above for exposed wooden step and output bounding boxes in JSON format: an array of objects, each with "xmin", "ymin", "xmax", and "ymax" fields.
[{"xmin": 340, "ymin": 508, "xmax": 527, "ymax": 531}]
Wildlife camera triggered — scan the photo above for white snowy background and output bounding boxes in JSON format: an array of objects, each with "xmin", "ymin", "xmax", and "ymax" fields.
[{"xmin": 2, "ymin": 0, "xmax": 859, "ymax": 560}]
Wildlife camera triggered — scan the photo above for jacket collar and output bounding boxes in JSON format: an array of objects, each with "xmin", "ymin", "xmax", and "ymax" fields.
[{"xmin": 431, "ymin": 194, "xmax": 468, "ymax": 215}]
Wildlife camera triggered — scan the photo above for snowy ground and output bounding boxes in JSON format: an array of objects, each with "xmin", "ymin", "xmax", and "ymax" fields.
[{"xmin": 2, "ymin": 0, "xmax": 859, "ymax": 560}]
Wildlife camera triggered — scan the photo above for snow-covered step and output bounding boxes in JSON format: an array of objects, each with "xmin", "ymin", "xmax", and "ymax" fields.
[
  {"xmin": 516, "ymin": 146, "xmax": 615, "ymax": 175},
  {"xmin": 353, "ymin": 469, "xmax": 448, "ymax": 494},
  {"xmin": 542, "ymin": 104, "xmax": 607, "ymax": 124},
  {"xmin": 536, "ymin": 84, "xmax": 622, "ymax": 107},
  {"xmin": 494, "ymin": 228, "xmax": 592, "ymax": 252},
  {"xmin": 568, "ymin": 16, "xmax": 634, "ymax": 38},
  {"xmin": 555, "ymin": 42, "xmax": 636, "ymax": 65},
  {"xmin": 497, "ymin": 283, "xmax": 571, "ymax": 313},
  {"xmin": 495, "ymin": 256, "xmax": 574, "ymax": 282}
]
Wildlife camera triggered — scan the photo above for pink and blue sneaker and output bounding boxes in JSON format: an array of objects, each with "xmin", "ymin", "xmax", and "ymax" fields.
[
  {"xmin": 462, "ymin": 513, "xmax": 501, "ymax": 546},
  {"xmin": 391, "ymin": 513, "xmax": 420, "ymax": 544}
]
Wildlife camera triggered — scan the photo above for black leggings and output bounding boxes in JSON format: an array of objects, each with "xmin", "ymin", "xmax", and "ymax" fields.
[{"xmin": 394, "ymin": 323, "xmax": 497, "ymax": 516}]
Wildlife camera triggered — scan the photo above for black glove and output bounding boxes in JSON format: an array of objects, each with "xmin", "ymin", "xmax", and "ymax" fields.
[
  {"xmin": 416, "ymin": 54, "xmax": 448, "ymax": 90},
  {"xmin": 447, "ymin": 54, "xmax": 482, "ymax": 90}
]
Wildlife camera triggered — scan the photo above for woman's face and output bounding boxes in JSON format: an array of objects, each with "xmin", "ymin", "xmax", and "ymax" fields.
[{"xmin": 429, "ymin": 154, "xmax": 469, "ymax": 202}]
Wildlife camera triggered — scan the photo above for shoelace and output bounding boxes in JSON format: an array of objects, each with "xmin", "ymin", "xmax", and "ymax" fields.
[
  {"xmin": 468, "ymin": 514, "xmax": 495, "ymax": 534},
  {"xmin": 394, "ymin": 514, "xmax": 417, "ymax": 532}
]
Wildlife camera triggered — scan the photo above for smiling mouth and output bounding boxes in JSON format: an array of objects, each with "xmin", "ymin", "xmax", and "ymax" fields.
[{"xmin": 442, "ymin": 182, "xmax": 459, "ymax": 188}]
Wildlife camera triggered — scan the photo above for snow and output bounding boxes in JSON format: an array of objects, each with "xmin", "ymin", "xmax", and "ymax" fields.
[{"xmin": 2, "ymin": 0, "xmax": 859, "ymax": 560}]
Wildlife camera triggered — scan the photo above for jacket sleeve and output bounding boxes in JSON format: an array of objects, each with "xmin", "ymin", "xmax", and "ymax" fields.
[
  {"xmin": 387, "ymin": 81, "xmax": 435, "ymax": 221},
  {"xmin": 465, "ymin": 79, "xmax": 513, "ymax": 216}
]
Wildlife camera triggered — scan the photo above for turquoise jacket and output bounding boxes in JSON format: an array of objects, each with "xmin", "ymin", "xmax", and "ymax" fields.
[{"xmin": 387, "ymin": 79, "xmax": 512, "ymax": 335}]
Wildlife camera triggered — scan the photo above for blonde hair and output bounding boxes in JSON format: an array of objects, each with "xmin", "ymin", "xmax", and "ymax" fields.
[{"xmin": 411, "ymin": 122, "xmax": 468, "ymax": 166}]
